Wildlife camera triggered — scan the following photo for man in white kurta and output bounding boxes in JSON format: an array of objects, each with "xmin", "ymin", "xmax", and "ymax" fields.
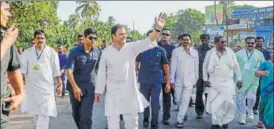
[
  {"xmin": 20, "ymin": 30, "xmax": 62, "ymax": 129},
  {"xmin": 170, "ymin": 34, "xmax": 199, "ymax": 128},
  {"xmin": 95, "ymin": 13, "xmax": 167, "ymax": 129},
  {"xmin": 203, "ymin": 36, "xmax": 242, "ymax": 129}
]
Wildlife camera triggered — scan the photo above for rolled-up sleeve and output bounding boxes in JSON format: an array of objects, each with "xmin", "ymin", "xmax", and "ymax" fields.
[{"xmin": 95, "ymin": 52, "xmax": 107, "ymax": 94}]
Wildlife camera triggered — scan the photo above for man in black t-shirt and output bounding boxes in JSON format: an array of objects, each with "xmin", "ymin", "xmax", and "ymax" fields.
[{"xmin": 1, "ymin": 2, "xmax": 24, "ymax": 129}]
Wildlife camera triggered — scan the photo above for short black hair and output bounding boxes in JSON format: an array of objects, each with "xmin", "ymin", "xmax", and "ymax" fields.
[
  {"xmin": 146, "ymin": 30, "xmax": 153, "ymax": 36},
  {"xmin": 34, "ymin": 29, "xmax": 46, "ymax": 38},
  {"xmin": 178, "ymin": 33, "xmax": 192, "ymax": 40},
  {"xmin": 162, "ymin": 28, "xmax": 171, "ymax": 32},
  {"xmin": 77, "ymin": 34, "xmax": 84, "ymax": 39},
  {"xmin": 245, "ymin": 36, "xmax": 255, "ymax": 42},
  {"xmin": 200, "ymin": 34, "xmax": 210, "ymax": 40},
  {"xmin": 111, "ymin": 24, "xmax": 126, "ymax": 36},
  {"xmin": 57, "ymin": 44, "xmax": 63, "ymax": 48},
  {"xmin": 102, "ymin": 39, "xmax": 106, "ymax": 42},
  {"xmin": 256, "ymin": 36, "xmax": 264, "ymax": 42},
  {"xmin": 84, "ymin": 28, "xmax": 97, "ymax": 37},
  {"xmin": 214, "ymin": 35, "xmax": 224, "ymax": 43}
]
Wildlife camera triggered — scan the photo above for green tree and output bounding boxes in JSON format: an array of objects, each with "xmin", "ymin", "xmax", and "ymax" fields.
[
  {"xmin": 10, "ymin": 1, "xmax": 61, "ymax": 48},
  {"xmin": 165, "ymin": 9, "xmax": 205, "ymax": 44}
]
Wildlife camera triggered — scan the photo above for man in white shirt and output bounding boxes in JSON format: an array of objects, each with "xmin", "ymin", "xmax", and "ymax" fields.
[
  {"xmin": 21, "ymin": 30, "xmax": 62, "ymax": 129},
  {"xmin": 94, "ymin": 13, "xmax": 167, "ymax": 129},
  {"xmin": 170, "ymin": 33, "xmax": 199, "ymax": 128},
  {"xmin": 203, "ymin": 35, "xmax": 242, "ymax": 129}
]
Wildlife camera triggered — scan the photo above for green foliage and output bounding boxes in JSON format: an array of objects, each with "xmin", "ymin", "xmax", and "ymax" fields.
[{"xmin": 165, "ymin": 9, "xmax": 205, "ymax": 44}]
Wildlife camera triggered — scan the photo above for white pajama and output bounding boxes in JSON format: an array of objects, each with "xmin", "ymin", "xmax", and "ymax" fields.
[
  {"xmin": 33, "ymin": 115, "xmax": 50, "ymax": 129},
  {"xmin": 175, "ymin": 86, "xmax": 192, "ymax": 123},
  {"xmin": 107, "ymin": 113, "xmax": 138, "ymax": 129},
  {"xmin": 236, "ymin": 91, "xmax": 257, "ymax": 119}
]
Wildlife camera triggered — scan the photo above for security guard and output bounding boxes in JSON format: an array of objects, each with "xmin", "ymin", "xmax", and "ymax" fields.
[{"xmin": 135, "ymin": 30, "xmax": 170, "ymax": 129}]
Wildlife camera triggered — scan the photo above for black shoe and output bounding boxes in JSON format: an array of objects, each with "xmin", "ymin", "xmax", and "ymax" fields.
[
  {"xmin": 175, "ymin": 122, "xmax": 184, "ymax": 128},
  {"xmin": 211, "ymin": 125, "xmax": 221, "ymax": 129},
  {"xmin": 151, "ymin": 125, "xmax": 158, "ymax": 129},
  {"xmin": 222, "ymin": 124, "xmax": 228, "ymax": 129},
  {"xmin": 253, "ymin": 109, "xmax": 258, "ymax": 115},
  {"xmin": 184, "ymin": 116, "xmax": 188, "ymax": 121},
  {"xmin": 196, "ymin": 114, "xmax": 204, "ymax": 119},
  {"xmin": 162, "ymin": 120, "xmax": 169, "ymax": 125},
  {"xmin": 143, "ymin": 119, "xmax": 149, "ymax": 128}
]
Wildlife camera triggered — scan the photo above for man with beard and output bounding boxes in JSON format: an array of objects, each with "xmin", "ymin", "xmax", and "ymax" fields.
[
  {"xmin": 21, "ymin": 30, "xmax": 62, "ymax": 129},
  {"xmin": 203, "ymin": 36, "xmax": 242, "ymax": 129},
  {"xmin": 1, "ymin": 2, "xmax": 24, "ymax": 129},
  {"xmin": 157, "ymin": 28, "xmax": 176, "ymax": 125},
  {"xmin": 170, "ymin": 33, "xmax": 199, "ymax": 128},
  {"xmin": 253, "ymin": 36, "xmax": 271, "ymax": 115},
  {"xmin": 195, "ymin": 34, "xmax": 212, "ymax": 119},
  {"xmin": 236, "ymin": 36, "xmax": 265, "ymax": 125}
]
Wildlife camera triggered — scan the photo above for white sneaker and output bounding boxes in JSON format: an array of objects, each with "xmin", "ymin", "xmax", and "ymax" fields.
[
  {"xmin": 238, "ymin": 118, "xmax": 246, "ymax": 125},
  {"xmin": 248, "ymin": 113, "xmax": 254, "ymax": 120}
]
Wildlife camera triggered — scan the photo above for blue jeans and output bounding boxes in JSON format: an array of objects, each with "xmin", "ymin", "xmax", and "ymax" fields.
[
  {"xmin": 61, "ymin": 76, "xmax": 67, "ymax": 96},
  {"xmin": 140, "ymin": 83, "xmax": 162, "ymax": 126}
]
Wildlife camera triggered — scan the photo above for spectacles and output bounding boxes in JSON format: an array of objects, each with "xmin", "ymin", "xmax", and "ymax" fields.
[
  {"xmin": 88, "ymin": 36, "xmax": 98, "ymax": 41},
  {"xmin": 246, "ymin": 42, "xmax": 255, "ymax": 45},
  {"xmin": 162, "ymin": 33, "xmax": 170, "ymax": 36},
  {"xmin": 220, "ymin": 41, "xmax": 226, "ymax": 44}
]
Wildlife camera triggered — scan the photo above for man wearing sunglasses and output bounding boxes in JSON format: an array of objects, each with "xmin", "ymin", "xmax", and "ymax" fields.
[
  {"xmin": 66, "ymin": 28, "xmax": 101, "ymax": 129},
  {"xmin": 135, "ymin": 30, "xmax": 170, "ymax": 129},
  {"xmin": 157, "ymin": 28, "xmax": 176, "ymax": 125},
  {"xmin": 203, "ymin": 35, "xmax": 242, "ymax": 129},
  {"xmin": 235, "ymin": 36, "xmax": 265, "ymax": 125}
]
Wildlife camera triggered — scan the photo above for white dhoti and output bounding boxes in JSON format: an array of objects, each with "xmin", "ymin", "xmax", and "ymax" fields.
[{"xmin": 206, "ymin": 86, "xmax": 236, "ymax": 126}]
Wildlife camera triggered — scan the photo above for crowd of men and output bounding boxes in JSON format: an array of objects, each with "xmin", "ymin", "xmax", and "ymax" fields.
[{"xmin": 1, "ymin": 1, "xmax": 273, "ymax": 129}]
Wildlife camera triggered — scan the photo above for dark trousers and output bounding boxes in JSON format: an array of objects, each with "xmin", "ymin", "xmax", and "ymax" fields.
[
  {"xmin": 140, "ymin": 83, "xmax": 162, "ymax": 126},
  {"xmin": 69, "ymin": 92, "xmax": 94, "ymax": 129},
  {"xmin": 195, "ymin": 79, "xmax": 207, "ymax": 115},
  {"xmin": 1, "ymin": 101, "xmax": 11, "ymax": 129},
  {"xmin": 162, "ymin": 83, "xmax": 175, "ymax": 121},
  {"xmin": 253, "ymin": 79, "xmax": 261, "ymax": 111}
]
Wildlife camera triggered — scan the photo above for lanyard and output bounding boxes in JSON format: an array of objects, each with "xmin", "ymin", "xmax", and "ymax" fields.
[
  {"xmin": 216, "ymin": 51, "xmax": 224, "ymax": 59},
  {"xmin": 246, "ymin": 50, "xmax": 254, "ymax": 61},
  {"xmin": 35, "ymin": 46, "xmax": 45, "ymax": 61}
]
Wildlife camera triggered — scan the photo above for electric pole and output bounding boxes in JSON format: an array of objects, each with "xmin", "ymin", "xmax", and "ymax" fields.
[{"xmin": 223, "ymin": 0, "xmax": 229, "ymax": 46}]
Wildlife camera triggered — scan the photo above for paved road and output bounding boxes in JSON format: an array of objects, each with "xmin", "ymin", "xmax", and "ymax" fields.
[{"xmin": 10, "ymin": 95, "xmax": 260, "ymax": 129}]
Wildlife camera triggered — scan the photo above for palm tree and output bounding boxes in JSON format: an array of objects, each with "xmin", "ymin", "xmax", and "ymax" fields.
[{"xmin": 75, "ymin": 0, "xmax": 101, "ymax": 31}]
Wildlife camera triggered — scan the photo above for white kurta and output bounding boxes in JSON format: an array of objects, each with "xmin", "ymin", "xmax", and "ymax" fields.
[
  {"xmin": 95, "ymin": 38, "xmax": 155, "ymax": 116},
  {"xmin": 170, "ymin": 47, "xmax": 199, "ymax": 87},
  {"xmin": 21, "ymin": 46, "xmax": 61, "ymax": 117},
  {"xmin": 203, "ymin": 47, "xmax": 242, "ymax": 125},
  {"xmin": 170, "ymin": 47, "xmax": 199, "ymax": 123}
]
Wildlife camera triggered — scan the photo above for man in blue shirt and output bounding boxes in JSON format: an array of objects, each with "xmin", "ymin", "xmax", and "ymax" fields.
[
  {"xmin": 57, "ymin": 44, "xmax": 68, "ymax": 98},
  {"xmin": 253, "ymin": 36, "xmax": 271, "ymax": 114},
  {"xmin": 66, "ymin": 28, "xmax": 101, "ymax": 129},
  {"xmin": 157, "ymin": 28, "xmax": 176, "ymax": 125},
  {"xmin": 135, "ymin": 30, "xmax": 170, "ymax": 129}
]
